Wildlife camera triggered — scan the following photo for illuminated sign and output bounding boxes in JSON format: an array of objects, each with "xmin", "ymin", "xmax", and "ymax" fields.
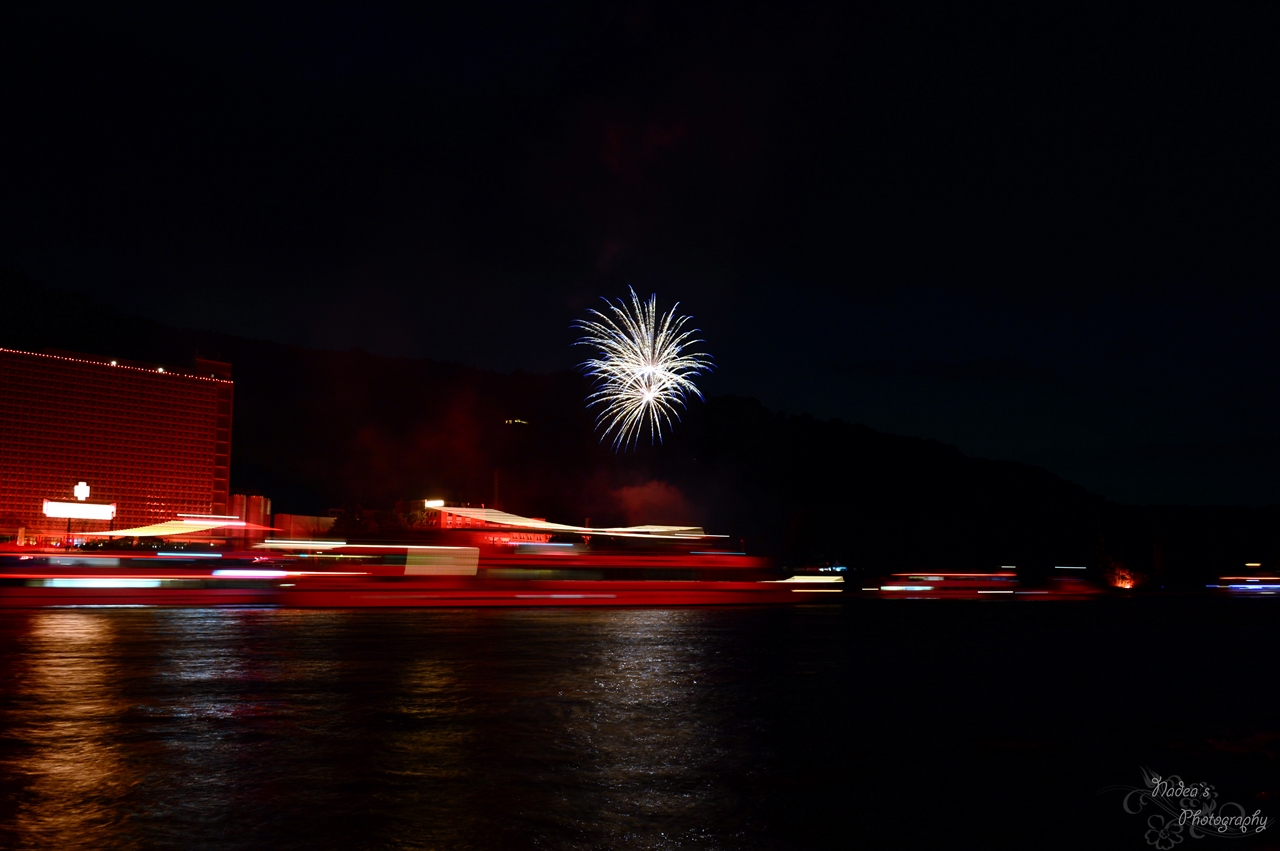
[
  {"xmin": 484, "ymin": 533, "xmax": 553, "ymax": 545},
  {"xmin": 73, "ymin": 481, "xmax": 90, "ymax": 500},
  {"xmin": 43, "ymin": 500, "xmax": 117, "ymax": 520}
]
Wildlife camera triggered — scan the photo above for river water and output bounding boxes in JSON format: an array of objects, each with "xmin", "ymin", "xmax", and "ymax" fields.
[{"xmin": 1, "ymin": 602, "xmax": 1276, "ymax": 850}]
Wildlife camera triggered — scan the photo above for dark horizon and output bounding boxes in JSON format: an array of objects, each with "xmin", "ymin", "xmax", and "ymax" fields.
[
  {"xmin": 4, "ymin": 4, "xmax": 1280, "ymax": 506},
  {"xmin": 8, "ymin": 272, "xmax": 1280, "ymax": 519}
]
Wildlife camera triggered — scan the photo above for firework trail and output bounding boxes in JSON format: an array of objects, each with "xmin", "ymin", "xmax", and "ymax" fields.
[{"xmin": 573, "ymin": 288, "xmax": 713, "ymax": 450}]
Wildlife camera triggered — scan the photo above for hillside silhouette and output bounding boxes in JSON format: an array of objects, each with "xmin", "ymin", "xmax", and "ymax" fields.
[{"xmin": 3, "ymin": 270, "xmax": 1275, "ymax": 580}]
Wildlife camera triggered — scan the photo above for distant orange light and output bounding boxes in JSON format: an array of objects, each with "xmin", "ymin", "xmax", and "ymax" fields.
[{"xmin": 1108, "ymin": 563, "xmax": 1138, "ymax": 589}]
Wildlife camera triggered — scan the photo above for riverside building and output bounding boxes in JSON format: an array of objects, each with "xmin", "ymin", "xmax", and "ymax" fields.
[{"xmin": 0, "ymin": 348, "xmax": 233, "ymax": 542}]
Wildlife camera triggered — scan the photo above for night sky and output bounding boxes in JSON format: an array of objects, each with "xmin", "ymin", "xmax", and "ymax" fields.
[{"xmin": 3, "ymin": 3, "xmax": 1280, "ymax": 505}]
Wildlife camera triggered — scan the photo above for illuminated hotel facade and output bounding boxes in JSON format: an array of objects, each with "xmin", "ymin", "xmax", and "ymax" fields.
[{"xmin": 0, "ymin": 348, "xmax": 232, "ymax": 539}]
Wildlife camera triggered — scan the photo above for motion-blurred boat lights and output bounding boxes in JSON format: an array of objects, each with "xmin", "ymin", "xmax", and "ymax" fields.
[
  {"xmin": 211, "ymin": 569, "xmax": 289, "ymax": 578},
  {"xmin": 256, "ymin": 539, "xmax": 347, "ymax": 550},
  {"xmin": 43, "ymin": 578, "xmax": 162, "ymax": 588}
]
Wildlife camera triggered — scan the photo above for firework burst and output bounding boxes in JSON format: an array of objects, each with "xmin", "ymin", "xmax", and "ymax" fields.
[{"xmin": 573, "ymin": 288, "xmax": 713, "ymax": 450}]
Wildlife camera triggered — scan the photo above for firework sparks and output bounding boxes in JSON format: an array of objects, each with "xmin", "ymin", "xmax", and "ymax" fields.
[{"xmin": 573, "ymin": 288, "xmax": 713, "ymax": 450}]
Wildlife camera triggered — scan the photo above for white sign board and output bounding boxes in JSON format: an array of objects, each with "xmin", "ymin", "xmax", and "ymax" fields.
[{"xmin": 43, "ymin": 500, "xmax": 117, "ymax": 520}]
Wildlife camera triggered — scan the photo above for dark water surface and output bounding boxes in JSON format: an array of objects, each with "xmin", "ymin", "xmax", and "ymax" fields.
[{"xmin": 1, "ymin": 602, "xmax": 1277, "ymax": 850}]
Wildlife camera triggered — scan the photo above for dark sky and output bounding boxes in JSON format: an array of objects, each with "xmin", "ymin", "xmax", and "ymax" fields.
[{"xmin": 3, "ymin": 3, "xmax": 1280, "ymax": 505}]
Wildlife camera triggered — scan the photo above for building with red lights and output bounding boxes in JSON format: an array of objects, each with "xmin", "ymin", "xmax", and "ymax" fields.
[{"xmin": 0, "ymin": 348, "xmax": 232, "ymax": 540}]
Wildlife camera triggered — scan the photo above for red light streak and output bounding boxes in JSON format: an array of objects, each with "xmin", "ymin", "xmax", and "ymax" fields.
[
  {"xmin": 891, "ymin": 573, "xmax": 1016, "ymax": 577},
  {"xmin": 2, "ymin": 571, "xmax": 371, "ymax": 580}
]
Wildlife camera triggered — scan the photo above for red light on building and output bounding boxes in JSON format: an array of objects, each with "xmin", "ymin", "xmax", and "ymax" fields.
[
  {"xmin": 230, "ymin": 493, "xmax": 271, "ymax": 546},
  {"xmin": 0, "ymin": 348, "xmax": 233, "ymax": 538}
]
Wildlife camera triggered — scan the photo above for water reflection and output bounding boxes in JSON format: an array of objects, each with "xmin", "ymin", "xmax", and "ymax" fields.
[
  {"xmin": 515, "ymin": 608, "xmax": 763, "ymax": 849},
  {"xmin": 4, "ymin": 602, "xmax": 1269, "ymax": 849},
  {"xmin": 325, "ymin": 608, "xmax": 771, "ymax": 850},
  {"xmin": 0, "ymin": 608, "xmax": 792, "ymax": 851},
  {"xmin": 3, "ymin": 612, "xmax": 142, "ymax": 851}
]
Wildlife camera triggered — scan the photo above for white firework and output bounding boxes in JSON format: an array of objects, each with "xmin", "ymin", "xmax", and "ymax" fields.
[{"xmin": 573, "ymin": 288, "xmax": 713, "ymax": 450}]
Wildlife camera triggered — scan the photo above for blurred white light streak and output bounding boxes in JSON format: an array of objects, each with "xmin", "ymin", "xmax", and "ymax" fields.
[
  {"xmin": 766, "ymin": 576, "xmax": 844, "ymax": 583},
  {"xmin": 514, "ymin": 594, "xmax": 617, "ymax": 599},
  {"xmin": 46, "ymin": 579, "xmax": 161, "ymax": 588},
  {"xmin": 257, "ymin": 539, "xmax": 347, "ymax": 550},
  {"xmin": 211, "ymin": 569, "xmax": 288, "ymax": 578}
]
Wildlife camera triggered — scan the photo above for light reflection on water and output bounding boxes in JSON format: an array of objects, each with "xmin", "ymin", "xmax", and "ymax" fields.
[
  {"xmin": 483, "ymin": 609, "xmax": 758, "ymax": 849},
  {"xmin": 0, "ymin": 608, "xmax": 811, "ymax": 851},
  {"xmin": 5, "ymin": 602, "xmax": 1266, "ymax": 850},
  {"xmin": 6, "ymin": 613, "xmax": 140, "ymax": 851}
]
